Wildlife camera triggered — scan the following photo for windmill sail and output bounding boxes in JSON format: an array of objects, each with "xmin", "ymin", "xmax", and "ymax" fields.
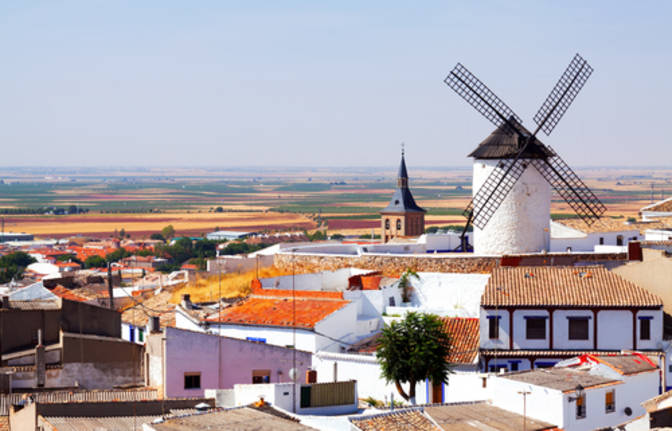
[{"xmin": 531, "ymin": 149, "xmax": 606, "ymax": 224}]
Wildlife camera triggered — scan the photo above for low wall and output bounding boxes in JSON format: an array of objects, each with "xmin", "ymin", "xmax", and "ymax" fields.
[{"xmin": 274, "ymin": 252, "xmax": 628, "ymax": 276}]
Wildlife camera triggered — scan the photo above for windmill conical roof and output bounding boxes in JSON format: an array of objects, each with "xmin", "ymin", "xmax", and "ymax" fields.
[{"xmin": 468, "ymin": 122, "xmax": 555, "ymax": 160}]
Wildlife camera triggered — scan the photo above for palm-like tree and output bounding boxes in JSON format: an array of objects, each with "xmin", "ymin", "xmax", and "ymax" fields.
[{"xmin": 398, "ymin": 268, "xmax": 419, "ymax": 303}]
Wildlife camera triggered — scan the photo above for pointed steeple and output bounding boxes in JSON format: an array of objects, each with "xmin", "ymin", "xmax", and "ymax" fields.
[
  {"xmin": 381, "ymin": 146, "xmax": 425, "ymax": 214},
  {"xmin": 398, "ymin": 144, "xmax": 408, "ymax": 188}
]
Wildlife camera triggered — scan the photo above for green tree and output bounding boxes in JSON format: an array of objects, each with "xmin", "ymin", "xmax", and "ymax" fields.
[
  {"xmin": 214, "ymin": 206, "xmax": 224, "ymax": 213},
  {"xmin": 0, "ymin": 251, "xmax": 36, "ymax": 283},
  {"xmin": 83, "ymin": 255, "xmax": 107, "ymax": 269},
  {"xmin": 150, "ymin": 233, "xmax": 165, "ymax": 241},
  {"xmin": 377, "ymin": 312, "xmax": 453, "ymax": 404},
  {"xmin": 398, "ymin": 268, "xmax": 419, "ymax": 303},
  {"xmin": 105, "ymin": 247, "xmax": 131, "ymax": 264},
  {"xmin": 119, "ymin": 228, "xmax": 126, "ymax": 238},
  {"xmin": 161, "ymin": 224, "xmax": 176, "ymax": 239}
]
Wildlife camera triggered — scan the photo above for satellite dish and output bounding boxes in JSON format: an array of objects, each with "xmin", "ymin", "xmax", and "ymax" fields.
[
  {"xmin": 289, "ymin": 368, "xmax": 299, "ymax": 382},
  {"xmin": 624, "ymin": 407, "xmax": 632, "ymax": 416}
]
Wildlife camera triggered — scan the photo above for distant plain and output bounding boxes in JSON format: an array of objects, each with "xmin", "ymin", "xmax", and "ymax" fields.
[{"xmin": 0, "ymin": 166, "xmax": 670, "ymax": 238}]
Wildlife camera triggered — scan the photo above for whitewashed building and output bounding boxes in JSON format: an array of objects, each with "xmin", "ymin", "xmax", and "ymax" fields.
[
  {"xmin": 491, "ymin": 353, "xmax": 660, "ymax": 431},
  {"xmin": 641, "ymin": 197, "xmax": 672, "ymax": 221},
  {"xmin": 480, "ymin": 266, "xmax": 664, "ymax": 373},
  {"xmin": 550, "ymin": 219, "xmax": 642, "ymax": 252}
]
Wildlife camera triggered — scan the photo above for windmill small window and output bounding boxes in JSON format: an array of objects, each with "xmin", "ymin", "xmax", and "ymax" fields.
[
  {"xmin": 396, "ymin": 219, "xmax": 402, "ymax": 230},
  {"xmin": 385, "ymin": 219, "xmax": 390, "ymax": 230},
  {"xmin": 616, "ymin": 235, "xmax": 624, "ymax": 246}
]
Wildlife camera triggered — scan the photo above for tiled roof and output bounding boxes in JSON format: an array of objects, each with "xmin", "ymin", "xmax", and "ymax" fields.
[
  {"xmin": 641, "ymin": 197, "xmax": 672, "ymax": 213},
  {"xmin": 351, "ymin": 409, "xmax": 440, "ymax": 431},
  {"xmin": 583, "ymin": 353, "xmax": 658, "ymax": 375},
  {"xmin": 425, "ymin": 401, "xmax": 556, "ymax": 431},
  {"xmin": 502, "ymin": 367, "xmax": 619, "ymax": 392},
  {"xmin": 554, "ymin": 217, "xmax": 641, "ymax": 234},
  {"xmin": 481, "ymin": 266, "xmax": 662, "ymax": 308},
  {"xmin": 556, "ymin": 217, "xmax": 672, "ymax": 235},
  {"xmin": 121, "ymin": 289, "xmax": 177, "ymax": 328},
  {"xmin": 442, "ymin": 317, "xmax": 479, "ymax": 364},
  {"xmin": 346, "ymin": 317, "xmax": 479, "ymax": 365},
  {"xmin": 152, "ymin": 406, "xmax": 311, "ymax": 431},
  {"xmin": 50, "ymin": 285, "xmax": 89, "ymax": 303},
  {"xmin": 251, "ymin": 284, "xmax": 344, "ymax": 300},
  {"xmin": 206, "ymin": 295, "xmax": 349, "ymax": 329}
]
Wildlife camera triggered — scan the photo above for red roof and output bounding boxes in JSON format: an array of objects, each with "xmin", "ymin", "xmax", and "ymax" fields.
[
  {"xmin": 441, "ymin": 317, "xmax": 480, "ymax": 364},
  {"xmin": 251, "ymin": 281, "xmax": 344, "ymax": 300},
  {"xmin": 207, "ymin": 295, "xmax": 350, "ymax": 329},
  {"xmin": 50, "ymin": 285, "xmax": 89, "ymax": 303}
]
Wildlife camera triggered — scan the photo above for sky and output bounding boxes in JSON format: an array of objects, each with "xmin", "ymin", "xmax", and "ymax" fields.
[{"xmin": 0, "ymin": 1, "xmax": 671, "ymax": 168}]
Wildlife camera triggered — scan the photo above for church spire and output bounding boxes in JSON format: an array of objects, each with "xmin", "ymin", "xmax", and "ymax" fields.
[{"xmin": 398, "ymin": 143, "xmax": 408, "ymax": 188}]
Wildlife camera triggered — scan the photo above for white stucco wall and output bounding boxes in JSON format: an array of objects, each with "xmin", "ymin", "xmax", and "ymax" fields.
[
  {"xmin": 212, "ymin": 325, "xmax": 318, "ymax": 352},
  {"xmin": 597, "ymin": 310, "xmax": 633, "ymax": 350},
  {"xmin": 480, "ymin": 308, "xmax": 510, "ymax": 350},
  {"xmin": 513, "ymin": 309, "xmax": 550, "ymax": 350},
  {"xmin": 491, "ymin": 376, "xmax": 565, "ymax": 427},
  {"xmin": 553, "ymin": 310, "xmax": 595, "ymax": 350},
  {"xmin": 472, "ymin": 159, "xmax": 551, "ymax": 255}
]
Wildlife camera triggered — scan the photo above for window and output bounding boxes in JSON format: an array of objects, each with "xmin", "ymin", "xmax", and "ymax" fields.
[
  {"xmin": 252, "ymin": 369, "xmax": 271, "ymax": 384},
  {"xmin": 385, "ymin": 219, "xmax": 390, "ymax": 229},
  {"xmin": 526, "ymin": 317, "xmax": 546, "ymax": 340},
  {"xmin": 510, "ymin": 361, "xmax": 519, "ymax": 371},
  {"xmin": 640, "ymin": 318, "xmax": 651, "ymax": 340},
  {"xmin": 138, "ymin": 329, "xmax": 144, "ymax": 342},
  {"xmin": 396, "ymin": 219, "xmax": 402, "ymax": 230},
  {"xmin": 246, "ymin": 337, "xmax": 267, "ymax": 343},
  {"xmin": 129, "ymin": 325, "xmax": 135, "ymax": 343},
  {"xmin": 488, "ymin": 316, "xmax": 500, "ymax": 339},
  {"xmin": 576, "ymin": 393, "xmax": 586, "ymax": 419},
  {"xmin": 599, "ymin": 237, "xmax": 604, "ymax": 245},
  {"xmin": 605, "ymin": 390, "xmax": 615, "ymax": 413},
  {"xmin": 616, "ymin": 235, "xmax": 623, "ymax": 246},
  {"xmin": 184, "ymin": 373, "xmax": 201, "ymax": 389},
  {"xmin": 568, "ymin": 317, "xmax": 589, "ymax": 340},
  {"xmin": 388, "ymin": 297, "xmax": 396, "ymax": 306}
]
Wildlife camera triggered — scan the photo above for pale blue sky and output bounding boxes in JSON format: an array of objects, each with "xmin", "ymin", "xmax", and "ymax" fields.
[{"xmin": 0, "ymin": 1, "xmax": 670, "ymax": 167}]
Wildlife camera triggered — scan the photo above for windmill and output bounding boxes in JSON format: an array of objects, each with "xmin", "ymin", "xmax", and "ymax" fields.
[{"xmin": 444, "ymin": 54, "xmax": 606, "ymax": 254}]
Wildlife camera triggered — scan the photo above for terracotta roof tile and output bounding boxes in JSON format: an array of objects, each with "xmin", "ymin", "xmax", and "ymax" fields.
[
  {"xmin": 206, "ymin": 295, "xmax": 349, "ymax": 329},
  {"xmin": 351, "ymin": 409, "xmax": 440, "ymax": 431},
  {"xmin": 49, "ymin": 285, "xmax": 89, "ymax": 303},
  {"xmin": 642, "ymin": 197, "xmax": 672, "ymax": 213},
  {"xmin": 441, "ymin": 317, "xmax": 479, "ymax": 364},
  {"xmin": 554, "ymin": 218, "xmax": 641, "ymax": 234},
  {"xmin": 251, "ymin": 284, "xmax": 344, "ymax": 300},
  {"xmin": 347, "ymin": 317, "xmax": 479, "ymax": 365},
  {"xmin": 481, "ymin": 266, "xmax": 662, "ymax": 308}
]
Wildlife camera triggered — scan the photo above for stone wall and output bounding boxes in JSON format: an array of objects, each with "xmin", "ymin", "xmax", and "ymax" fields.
[{"xmin": 273, "ymin": 252, "xmax": 629, "ymax": 277}]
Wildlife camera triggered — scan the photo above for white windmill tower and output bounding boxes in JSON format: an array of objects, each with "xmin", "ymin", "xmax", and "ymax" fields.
[{"xmin": 444, "ymin": 54, "xmax": 606, "ymax": 255}]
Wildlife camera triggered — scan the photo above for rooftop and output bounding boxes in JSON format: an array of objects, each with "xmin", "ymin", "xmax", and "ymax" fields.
[
  {"xmin": 468, "ymin": 121, "xmax": 555, "ymax": 160},
  {"xmin": 351, "ymin": 408, "xmax": 440, "ymax": 431},
  {"xmin": 151, "ymin": 406, "xmax": 312, "ymax": 431},
  {"xmin": 425, "ymin": 401, "xmax": 556, "ymax": 431},
  {"xmin": 481, "ymin": 266, "xmax": 662, "ymax": 308},
  {"xmin": 641, "ymin": 197, "xmax": 672, "ymax": 213},
  {"xmin": 555, "ymin": 217, "xmax": 672, "ymax": 234},
  {"xmin": 502, "ymin": 367, "xmax": 619, "ymax": 392},
  {"xmin": 441, "ymin": 317, "xmax": 479, "ymax": 364},
  {"xmin": 205, "ymin": 295, "xmax": 350, "ymax": 329},
  {"xmin": 583, "ymin": 353, "xmax": 658, "ymax": 375}
]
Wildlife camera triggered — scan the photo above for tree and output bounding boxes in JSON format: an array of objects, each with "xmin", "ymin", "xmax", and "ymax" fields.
[
  {"xmin": 398, "ymin": 268, "xmax": 419, "ymax": 303},
  {"xmin": 150, "ymin": 233, "xmax": 165, "ymax": 241},
  {"xmin": 0, "ymin": 251, "xmax": 36, "ymax": 283},
  {"xmin": 377, "ymin": 312, "xmax": 453, "ymax": 404},
  {"xmin": 214, "ymin": 206, "xmax": 224, "ymax": 213},
  {"xmin": 105, "ymin": 247, "xmax": 131, "ymax": 264},
  {"xmin": 119, "ymin": 228, "xmax": 126, "ymax": 238},
  {"xmin": 83, "ymin": 255, "xmax": 107, "ymax": 269},
  {"xmin": 161, "ymin": 224, "xmax": 176, "ymax": 239}
]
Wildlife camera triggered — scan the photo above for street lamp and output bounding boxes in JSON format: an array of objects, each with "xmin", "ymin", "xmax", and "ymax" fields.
[
  {"xmin": 518, "ymin": 390, "xmax": 531, "ymax": 431},
  {"xmin": 568, "ymin": 385, "xmax": 586, "ymax": 419}
]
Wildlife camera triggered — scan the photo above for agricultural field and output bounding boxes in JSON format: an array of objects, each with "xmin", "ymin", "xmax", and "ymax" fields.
[{"xmin": 0, "ymin": 166, "xmax": 670, "ymax": 239}]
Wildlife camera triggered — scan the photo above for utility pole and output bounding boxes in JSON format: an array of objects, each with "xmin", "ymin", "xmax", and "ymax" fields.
[{"xmin": 518, "ymin": 390, "xmax": 531, "ymax": 431}]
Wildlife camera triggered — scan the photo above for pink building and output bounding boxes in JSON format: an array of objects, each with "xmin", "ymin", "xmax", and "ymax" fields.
[{"xmin": 146, "ymin": 326, "xmax": 312, "ymax": 398}]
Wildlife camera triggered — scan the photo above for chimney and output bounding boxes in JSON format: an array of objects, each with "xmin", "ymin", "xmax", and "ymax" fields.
[
  {"xmin": 35, "ymin": 329, "xmax": 45, "ymax": 387},
  {"xmin": 181, "ymin": 294, "xmax": 193, "ymax": 310}
]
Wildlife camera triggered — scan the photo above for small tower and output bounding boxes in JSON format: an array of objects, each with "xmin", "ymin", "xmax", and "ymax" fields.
[{"xmin": 380, "ymin": 147, "xmax": 426, "ymax": 242}]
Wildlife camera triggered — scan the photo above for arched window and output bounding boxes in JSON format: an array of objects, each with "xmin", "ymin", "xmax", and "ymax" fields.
[
  {"xmin": 385, "ymin": 219, "xmax": 390, "ymax": 229},
  {"xmin": 396, "ymin": 219, "xmax": 402, "ymax": 230}
]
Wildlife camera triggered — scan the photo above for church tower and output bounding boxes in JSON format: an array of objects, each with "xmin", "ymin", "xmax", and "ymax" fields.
[{"xmin": 380, "ymin": 148, "xmax": 426, "ymax": 242}]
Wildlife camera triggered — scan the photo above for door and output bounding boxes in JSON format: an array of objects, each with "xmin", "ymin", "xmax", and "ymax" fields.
[{"xmin": 431, "ymin": 382, "xmax": 443, "ymax": 403}]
